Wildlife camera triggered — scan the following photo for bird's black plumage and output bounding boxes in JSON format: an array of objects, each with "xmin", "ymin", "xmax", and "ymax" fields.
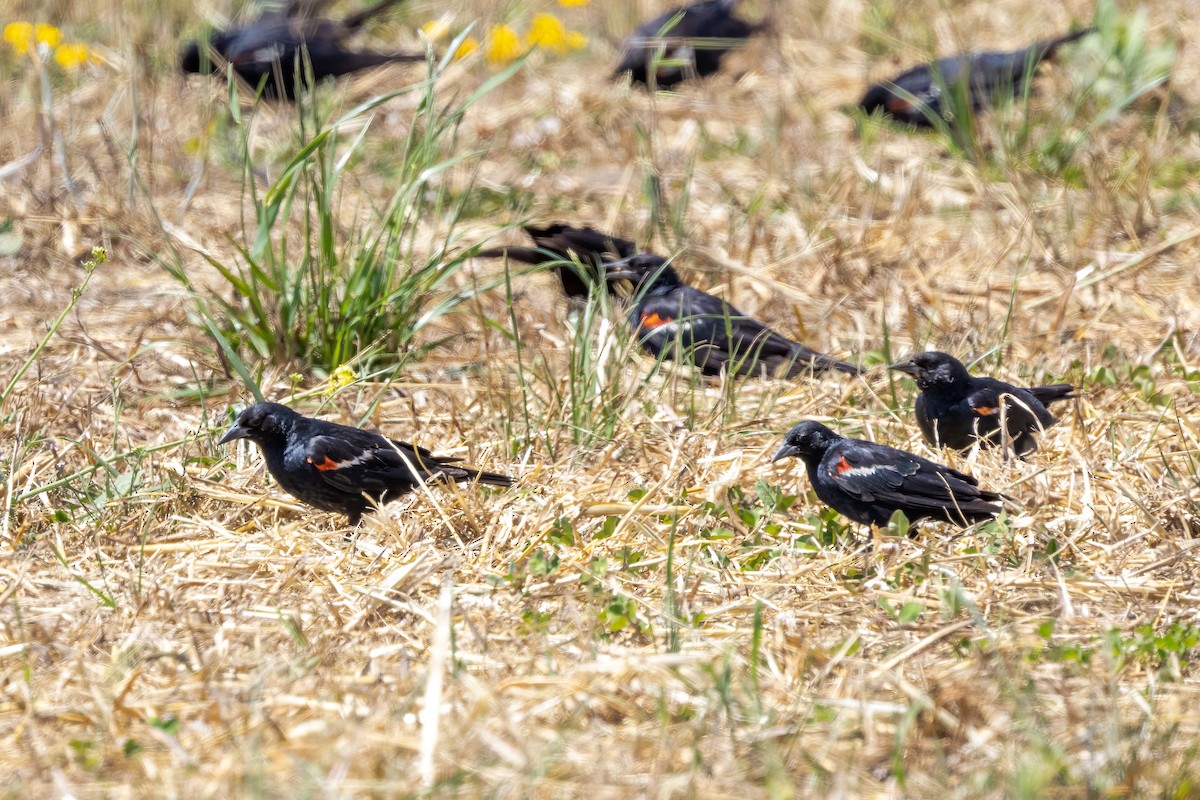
[
  {"xmin": 771, "ymin": 421, "xmax": 1003, "ymax": 529},
  {"xmin": 614, "ymin": 0, "xmax": 763, "ymax": 89},
  {"xmin": 180, "ymin": 0, "xmax": 424, "ymax": 100},
  {"xmin": 476, "ymin": 224, "xmax": 638, "ymax": 301},
  {"xmin": 890, "ymin": 351, "xmax": 1076, "ymax": 456},
  {"xmin": 605, "ymin": 254, "xmax": 861, "ymax": 378},
  {"xmin": 219, "ymin": 402, "xmax": 512, "ymax": 525},
  {"xmin": 859, "ymin": 28, "xmax": 1095, "ymax": 126}
]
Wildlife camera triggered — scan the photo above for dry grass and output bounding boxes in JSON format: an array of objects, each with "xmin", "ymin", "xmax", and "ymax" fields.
[{"xmin": 3, "ymin": 0, "xmax": 1200, "ymax": 796}]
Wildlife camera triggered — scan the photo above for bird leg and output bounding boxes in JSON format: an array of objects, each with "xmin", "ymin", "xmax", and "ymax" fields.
[
  {"xmin": 860, "ymin": 527, "xmax": 898, "ymax": 590},
  {"xmin": 871, "ymin": 523, "xmax": 905, "ymax": 583},
  {"xmin": 862, "ymin": 523, "xmax": 882, "ymax": 580}
]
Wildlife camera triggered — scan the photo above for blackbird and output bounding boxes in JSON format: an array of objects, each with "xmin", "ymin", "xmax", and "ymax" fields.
[
  {"xmin": 890, "ymin": 351, "xmax": 1076, "ymax": 456},
  {"xmin": 614, "ymin": 0, "xmax": 764, "ymax": 89},
  {"xmin": 476, "ymin": 223, "xmax": 638, "ymax": 301},
  {"xmin": 859, "ymin": 28, "xmax": 1095, "ymax": 126},
  {"xmin": 219, "ymin": 402, "xmax": 512, "ymax": 525},
  {"xmin": 771, "ymin": 420, "xmax": 1004, "ymax": 529},
  {"xmin": 604, "ymin": 254, "xmax": 861, "ymax": 378},
  {"xmin": 181, "ymin": 0, "xmax": 424, "ymax": 100}
]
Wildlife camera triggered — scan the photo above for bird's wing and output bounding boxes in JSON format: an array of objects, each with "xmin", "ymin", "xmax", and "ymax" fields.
[
  {"xmin": 222, "ymin": 22, "xmax": 301, "ymax": 66},
  {"xmin": 885, "ymin": 64, "xmax": 943, "ymax": 113},
  {"xmin": 963, "ymin": 46, "xmax": 1045, "ymax": 95},
  {"xmin": 968, "ymin": 379, "xmax": 1054, "ymax": 428},
  {"xmin": 534, "ymin": 225, "xmax": 638, "ymax": 260},
  {"xmin": 827, "ymin": 442, "xmax": 990, "ymax": 511},
  {"xmin": 676, "ymin": 287, "xmax": 799, "ymax": 357},
  {"xmin": 615, "ymin": 4, "xmax": 716, "ymax": 77},
  {"xmin": 632, "ymin": 292, "xmax": 694, "ymax": 342},
  {"xmin": 304, "ymin": 432, "xmax": 439, "ymax": 495}
]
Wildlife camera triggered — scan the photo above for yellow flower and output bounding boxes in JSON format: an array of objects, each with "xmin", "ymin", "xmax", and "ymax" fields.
[
  {"xmin": 485, "ymin": 24, "xmax": 525, "ymax": 66},
  {"xmin": 558, "ymin": 0, "xmax": 590, "ymax": 6},
  {"xmin": 528, "ymin": 13, "xmax": 586, "ymax": 54},
  {"xmin": 453, "ymin": 35, "xmax": 479, "ymax": 61},
  {"xmin": 420, "ymin": 17, "xmax": 452, "ymax": 42},
  {"xmin": 53, "ymin": 42, "xmax": 90, "ymax": 70},
  {"xmin": 34, "ymin": 23, "xmax": 62, "ymax": 49},
  {"xmin": 3, "ymin": 22, "xmax": 34, "ymax": 54},
  {"xmin": 564, "ymin": 30, "xmax": 587, "ymax": 50},
  {"xmin": 326, "ymin": 364, "xmax": 356, "ymax": 395},
  {"xmin": 527, "ymin": 13, "xmax": 568, "ymax": 53}
]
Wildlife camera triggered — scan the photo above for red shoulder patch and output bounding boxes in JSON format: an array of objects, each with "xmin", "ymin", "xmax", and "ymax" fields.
[
  {"xmin": 640, "ymin": 311, "xmax": 672, "ymax": 329},
  {"xmin": 307, "ymin": 455, "xmax": 340, "ymax": 472},
  {"xmin": 834, "ymin": 455, "xmax": 853, "ymax": 475},
  {"xmin": 886, "ymin": 96, "xmax": 913, "ymax": 113},
  {"xmin": 973, "ymin": 406, "xmax": 998, "ymax": 416}
]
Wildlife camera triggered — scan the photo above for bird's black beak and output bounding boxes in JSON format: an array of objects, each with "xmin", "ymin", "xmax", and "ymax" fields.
[
  {"xmin": 604, "ymin": 255, "xmax": 640, "ymax": 283},
  {"xmin": 770, "ymin": 444, "xmax": 799, "ymax": 463},
  {"xmin": 888, "ymin": 361, "xmax": 921, "ymax": 376},
  {"xmin": 218, "ymin": 424, "xmax": 251, "ymax": 445}
]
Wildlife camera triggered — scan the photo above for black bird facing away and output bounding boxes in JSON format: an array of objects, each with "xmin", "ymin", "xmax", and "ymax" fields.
[
  {"xmin": 859, "ymin": 28, "xmax": 1095, "ymax": 126},
  {"xmin": 604, "ymin": 254, "xmax": 861, "ymax": 379},
  {"xmin": 476, "ymin": 224, "xmax": 638, "ymax": 301},
  {"xmin": 219, "ymin": 402, "xmax": 513, "ymax": 525},
  {"xmin": 890, "ymin": 351, "xmax": 1076, "ymax": 457},
  {"xmin": 614, "ymin": 0, "xmax": 764, "ymax": 89},
  {"xmin": 180, "ymin": 0, "xmax": 425, "ymax": 100},
  {"xmin": 771, "ymin": 421, "xmax": 1004, "ymax": 529}
]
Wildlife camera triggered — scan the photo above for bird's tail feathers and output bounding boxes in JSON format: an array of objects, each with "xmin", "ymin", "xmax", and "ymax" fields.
[
  {"xmin": 456, "ymin": 466, "xmax": 515, "ymax": 488},
  {"xmin": 360, "ymin": 51, "xmax": 427, "ymax": 66},
  {"xmin": 1029, "ymin": 383, "xmax": 1078, "ymax": 405},
  {"xmin": 788, "ymin": 349, "xmax": 863, "ymax": 377},
  {"xmin": 1038, "ymin": 27, "xmax": 1097, "ymax": 60},
  {"xmin": 475, "ymin": 246, "xmax": 546, "ymax": 265},
  {"xmin": 341, "ymin": 0, "xmax": 411, "ymax": 30}
]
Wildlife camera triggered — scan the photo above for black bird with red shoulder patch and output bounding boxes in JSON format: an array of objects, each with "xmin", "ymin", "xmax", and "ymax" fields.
[
  {"xmin": 771, "ymin": 421, "xmax": 1004, "ymax": 529},
  {"xmin": 219, "ymin": 402, "xmax": 512, "ymax": 525},
  {"xmin": 614, "ymin": 0, "xmax": 764, "ymax": 89},
  {"xmin": 859, "ymin": 28, "xmax": 1094, "ymax": 127},
  {"xmin": 476, "ymin": 223, "xmax": 637, "ymax": 301},
  {"xmin": 180, "ymin": 0, "xmax": 425, "ymax": 100},
  {"xmin": 605, "ymin": 254, "xmax": 861, "ymax": 378},
  {"xmin": 890, "ymin": 351, "xmax": 1076, "ymax": 457}
]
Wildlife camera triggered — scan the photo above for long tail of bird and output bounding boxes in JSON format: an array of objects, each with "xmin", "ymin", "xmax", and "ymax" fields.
[
  {"xmin": 1029, "ymin": 383, "xmax": 1078, "ymax": 406},
  {"xmin": 475, "ymin": 246, "xmax": 549, "ymax": 265},
  {"xmin": 401, "ymin": 444, "xmax": 515, "ymax": 488},
  {"xmin": 1037, "ymin": 27, "xmax": 1097, "ymax": 61},
  {"xmin": 787, "ymin": 348, "xmax": 863, "ymax": 377},
  {"xmin": 447, "ymin": 466, "xmax": 515, "ymax": 488},
  {"xmin": 341, "ymin": 0, "xmax": 412, "ymax": 30},
  {"xmin": 337, "ymin": 50, "xmax": 427, "ymax": 71}
]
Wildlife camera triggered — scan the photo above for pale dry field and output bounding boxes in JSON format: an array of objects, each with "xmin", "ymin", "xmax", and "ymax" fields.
[{"xmin": 3, "ymin": 0, "xmax": 1200, "ymax": 797}]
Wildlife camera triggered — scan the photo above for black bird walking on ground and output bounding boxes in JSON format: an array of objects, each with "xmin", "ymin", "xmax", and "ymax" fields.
[
  {"xmin": 859, "ymin": 28, "xmax": 1095, "ymax": 126},
  {"xmin": 181, "ymin": 0, "xmax": 425, "ymax": 100},
  {"xmin": 604, "ymin": 254, "xmax": 861, "ymax": 378},
  {"xmin": 890, "ymin": 351, "xmax": 1076, "ymax": 457},
  {"xmin": 476, "ymin": 224, "xmax": 638, "ymax": 301},
  {"xmin": 614, "ymin": 0, "xmax": 764, "ymax": 89},
  {"xmin": 771, "ymin": 421, "xmax": 1004, "ymax": 529},
  {"xmin": 219, "ymin": 402, "xmax": 512, "ymax": 525}
]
